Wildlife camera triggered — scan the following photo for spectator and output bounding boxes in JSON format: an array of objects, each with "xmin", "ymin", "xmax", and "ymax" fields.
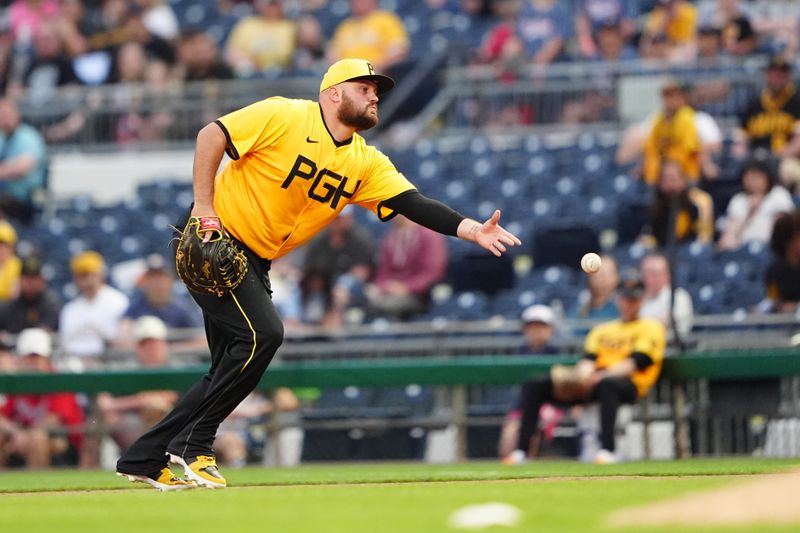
[
  {"xmin": 497, "ymin": 303, "xmax": 561, "ymax": 459},
  {"xmin": 591, "ymin": 17, "xmax": 638, "ymax": 63},
  {"xmin": 696, "ymin": 25, "xmax": 723, "ymax": 62},
  {"xmin": 519, "ymin": 304, "xmax": 560, "ymax": 355},
  {"xmin": 364, "ymin": 215, "xmax": 447, "ymax": 321},
  {"xmin": 292, "ymin": 15, "xmax": 327, "ymax": 75},
  {"xmin": 0, "ymin": 97, "xmax": 48, "ymax": 224},
  {"xmin": 19, "ymin": 20, "xmax": 79, "ymax": 102},
  {"xmin": 302, "ymin": 208, "xmax": 376, "ymax": 327},
  {"xmin": 616, "ymin": 84, "xmax": 722, "ymax": 177},
  {"xmin": 225, "ymin": 0, "xmax": 297, "ymax": 77},
  {"xmin": 700, "ymin": 0, "xmax": 757, "ymax": 57},
  {"xmin": 643, "ymin": 80, "xmax": 702, "ymax": 185},
  {"xmin": 58, "ymin": 251, "xmax": 129, "ymax": 364},
  {"xmin": 329, "ymin": 0, "xmax": 410, "ymax": 72},
  {"xmin": 122, "ymin": 254, "xmax": 201, "ymax": 330},
  {"xmin": 132, "ymin": 0, "xmax": 180, "ymax": 43},
  {"xmin": 177, "ymin": 29, "xmax": 233, "ymax": 82},
  {"xmin": 0, "ymin": 220, "xmax": 21, "ymax": 302},
  {"xmin": 644, "ymin": 158, "xmax": 714, "ymax": 248},
  {"xmin": 8, "ymin": 0, "xmax": 59, "ymax": 43},
  {"xmin": 516, "ymin": 0, "xmax": 572, "ymax": 66},
  {"xmin": 0, "ymin": 254, "xmax": 61, "ymax": 333},
  {"xmin": 214, "ymin": 387, "xmax": 301, "ymax": 468},
  {"xmin": 574, "ymin": 0, "xmax": 639, "ymax": 59},
  {"xmin": 89, "ymin": 316, "xmax": 178, "ymax": 467},
  {"xmin": 0, "ymin": 328, "xmax": 84, "ymax": 468},
  {"xmin": 718, "ymin": 157, "xmax": 795, "ymax": 250},
  {"xmin": 503, "ymin": 270, "xmax": 666, "ymax": 465},
  {"xmin": 268, "ymin": 257, "xmax": 304, "ymax": 329},
  {"xmin": 639, "ymin": 253, "xmax": 694, "ymax": 339},
  {"xmin": 778, "ymin": 156, "xmax": 800, "ymax": 196},
  {"xmin": 735, "ymin": 56, "xmax": 800, "ymax": 159},
  {"xmin": 640, "ymin": 0, "xmax": 698, "ymax": 62},
  {"xmin": 764, "ymin": 209, "xmax": 800, "ymax": 313},
  {"xmin": 569, "ymin": 253, "xmax": 620, "ymax": 323}
]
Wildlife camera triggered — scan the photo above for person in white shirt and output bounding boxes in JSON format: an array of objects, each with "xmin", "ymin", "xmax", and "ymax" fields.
[
  {"xmin": 639, "ymin": 253, "xmax": 694, "ymax": 339},
  {"xmin": 58, "ymin": 251, "xmax": 129, "ymax": 365},
  {"xmin": 718, "ymin": 158, "xmax": 796, "ymax": 250}
]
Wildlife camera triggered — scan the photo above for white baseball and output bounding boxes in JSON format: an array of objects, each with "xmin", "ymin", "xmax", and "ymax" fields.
[{"xmin": 581, "ymin": 252, "xmax": 602, "ymax": 273}]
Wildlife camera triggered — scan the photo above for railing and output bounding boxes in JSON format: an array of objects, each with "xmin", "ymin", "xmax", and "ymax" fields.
[
  {"xmin": 3, "ymin": 349, "xmax": 800, "ymax": 461},
  {"xmin": 413, "ymin": 55, "xmax": 775, "ymax": 135}
]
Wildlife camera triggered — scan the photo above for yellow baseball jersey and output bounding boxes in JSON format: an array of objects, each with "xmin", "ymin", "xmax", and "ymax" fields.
[
  {"xmin": 584, "ymin": 318, "xmax": 666, "ymax": 398},
  {"xmin": 213, "ymin": 97, "xmax": 415, "ymax": 259},
  {"xmin": 331, "ymin": 11, "xmax": 409, "ymax": 67}
]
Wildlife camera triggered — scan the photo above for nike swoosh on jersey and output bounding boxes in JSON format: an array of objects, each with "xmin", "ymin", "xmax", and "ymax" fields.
[{"xmin": 306, "ymin": 136, "xmax": 319, "ymax": 143}]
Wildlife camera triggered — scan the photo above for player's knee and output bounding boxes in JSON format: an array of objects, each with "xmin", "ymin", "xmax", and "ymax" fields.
[{"xmin": 253, "ymin": 315, "xmax": 284, "ymax": 352}]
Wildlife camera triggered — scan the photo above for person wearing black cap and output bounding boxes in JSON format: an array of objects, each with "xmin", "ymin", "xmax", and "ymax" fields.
[
  {"xmin": 115, "ymin": 58, "xmax": 522, "ymax": 491},
  {"xmin": 504, "ymin": 270, "xmax": 666, "ymax": 465},
  {"xmin": 0, "ymin": 255, "xmax": 61, "ymax": 334},
  {"xmin": 736, "ymin": 55, "xmax": 800, "ymax": 157}
]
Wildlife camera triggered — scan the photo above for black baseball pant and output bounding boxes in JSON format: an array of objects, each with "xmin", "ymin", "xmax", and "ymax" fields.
[
  {"xmin": 116, "ymin": 244, "xmax": 282, "ymax": 477},
  {"xmin": 515, "ymin": 375, "xmax": 638, "ymax": 454}
]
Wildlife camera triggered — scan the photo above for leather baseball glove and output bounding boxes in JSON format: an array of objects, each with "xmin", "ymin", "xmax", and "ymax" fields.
[
  {"xmin": 174, "ymin": 216, "xmax": 248, "ymax": 297},
  {"xmin": 550, "ymin": 364, "xmax": 593, "ymax": 403}
]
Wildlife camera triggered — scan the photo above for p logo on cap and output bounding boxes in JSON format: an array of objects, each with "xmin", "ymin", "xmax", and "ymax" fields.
[{"xmin": 319, "ymin": 58, "xmax": 395, "ymax": 95}]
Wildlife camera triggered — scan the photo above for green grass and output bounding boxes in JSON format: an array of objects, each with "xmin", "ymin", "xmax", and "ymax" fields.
[{"xmin": 1, "ymin": 459, "xmax": 798, "ymax": 532}]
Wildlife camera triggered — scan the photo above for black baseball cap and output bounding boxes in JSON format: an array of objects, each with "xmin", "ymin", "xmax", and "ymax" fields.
[
  {"xmin": 767, "ymin": 55, "xmax": 791, "ymax": 72},
  {"xmin": 20, "ymin": 255, "xmax": 43, "ymax": 276},
  {"xmin": 618, "ymin": 269, "xmax": 645, "ymax": 298}
]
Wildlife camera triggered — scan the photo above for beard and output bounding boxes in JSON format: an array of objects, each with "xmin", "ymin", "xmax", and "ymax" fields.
[{"xmin": 338, "ymin": 92, "xmax": 378, "ymax": 131}]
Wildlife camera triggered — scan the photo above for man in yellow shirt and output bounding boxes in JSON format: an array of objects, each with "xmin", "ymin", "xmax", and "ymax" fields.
[
  {"xmin": 116, "ymin": 58, "xmax": 521, "ymax": 491},
  {"xmin": 504, "ymin": 270, "xmax": 666, "ymax": 465},
  {"xmin": 224, "ymin": 0, "xmax": 296, "ymax": 76},
  {"xmin": 329, "ymin": 0, "xmax": 410, "ymax": 72}
]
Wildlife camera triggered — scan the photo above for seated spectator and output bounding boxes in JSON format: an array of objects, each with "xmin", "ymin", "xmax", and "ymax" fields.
[
  {"xmin": 503, "ymin": 270, "xmax": 666, "ymax": 465},
  {"xmin": 302, "ymin": 208, "xmax": 376, "ymax": 327},
  {"xmin": 329, "ymin": 0, "xmax": 409, "ymax": 73},
  {"xmin": 639, "ymin": 253, "xmax": 694, "ymax": 339},
  {"xmin": 89, "ymin": 316, "xmax": 178, "ymax": 468},
  {"xmin": 292, "ymin": 15, "xmax": 327, "ymax": 75},
  {"xmin": 0, "ymin": 221, "xmax": 21, "ymax": 302},
  {"xmin": 734, "ymin": 56, "xmax": 800, "ymax": 159},
  {"xmin": 696, "ymin": 25, "xmax": 723, "ymax": 62},
  {"xmin": 497, "ymin": 304, "xmax": 561, "ymax": 459},
  {"xmin": 764, "ymin": 209, "xmax": 800, "ymax": 313},
  {"xmin": 700, "ymin": 0, "xmax": 757, "ymax": 57},
  {"xmin": 0, "ymin": 97, "xmax": 48, "ymax": 224},
  {"xmin": 574, "ymin": 0, "xmax": 638, "ymax": 59},
  {"xmin": 616, "ymin": 85, "xmax": 722, "ymax": 176},
  {"xmin": 16, "ymin": 20, "xmax": 79, "ymax": 102},
  {"xmin": 640, "ymin": 0, "xmax": 698, "ymax": 62},
  {"xmin": 590, "ymin": 17, "xmax": 638, "ymax": 63},
  {"xmin": 364, "ymin": 215, "xmax": 447, "ymax": 321},
  {"xmin": 643, "ymin": 80, "xmax": 702, "ymax": 185},
  {"xmin": 516, "ymin": 0, "xmax": 572, "ymax": 66},
  {"xmin": 519, "ymin": 304, "xmax": 560, "ymax": 355},
  {"xmin": 225, "ymin": 0, "xmax": 297, "ymax": 77},
  {"xmin": 0, "ymin": 254, "xmax": 61, "ymax": 333},
  {"xmin": 59, "ymin": 251, "xmax": 129, "ymax": 365},
  {"xmin": 0, "ymin": 328, "xmax": 84, "ymax": 468},
  {"xmin": 718, "ymin": 158, "xmax": 795, "ymax": 250},
  {"xmin": 643, "ymin": 158, "xmax": 714, "ymax": 248},
  {"xmin": 569, "ymin": 254, "xmax": 620, "ymax": 324},
  {"xmin": 122, "ymin": 254, "xmax": 201, "ymax": 330},
  {"xmin": 177, "ymin": 29, "xmax": 233, "ymax": 82},
  {"xmin": 214, "ymin": 388, "xmax": 301, "ymax": 468}
]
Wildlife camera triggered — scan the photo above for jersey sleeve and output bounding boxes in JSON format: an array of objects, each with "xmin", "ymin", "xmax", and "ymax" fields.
[
  {"xmin": 352, "ymin": 148, "xmax": 416, "ymax": 220},
  {"xmin": 215, "ymin": 98, "xmax": 288, "ymax": 160}
]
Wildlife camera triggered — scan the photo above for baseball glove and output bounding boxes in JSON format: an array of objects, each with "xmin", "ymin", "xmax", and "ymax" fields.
[
  {"xmin": 550, "ymin": 364, "xmax": 593, "ymax": 403},
  {"xmin": 174, "ymin": 216, "xmax": 248, "ymax": 297}
]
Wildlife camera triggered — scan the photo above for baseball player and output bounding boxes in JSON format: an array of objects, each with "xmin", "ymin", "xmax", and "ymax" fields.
[
  {"xmin": 503, "ymin": 270, "xmax": 666, "ymax": 465},
  {"xmin": 115, "ymin": 58, "xmax": 521, "ymax": 490}
]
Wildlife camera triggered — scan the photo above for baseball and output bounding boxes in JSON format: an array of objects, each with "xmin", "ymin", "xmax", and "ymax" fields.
[{"xmin": 581, "ymin": 252, "xmax": 602, "ymax": 273}]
